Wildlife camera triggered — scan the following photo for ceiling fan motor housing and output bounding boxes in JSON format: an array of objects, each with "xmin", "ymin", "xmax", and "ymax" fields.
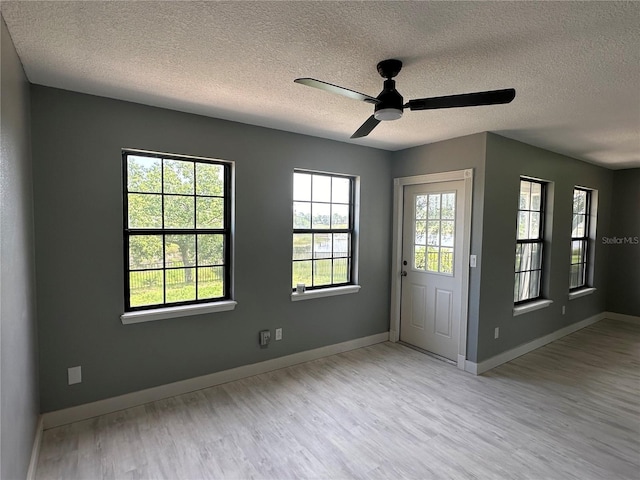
[{"xmin": 374, "ymin": 79, "xmax": 404, "ymax": 121}]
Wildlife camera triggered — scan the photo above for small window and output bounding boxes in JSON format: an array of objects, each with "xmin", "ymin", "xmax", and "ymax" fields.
[
  {"xmin": 514, "ymin": 179, "xmax": 546, "ymax": 303},
  {"xmin": 123, "ymin": 150, "xmax": 231, "ymax": 311},
  {"xmin": 570, "ymin": 188, "xmax": 592, "ymax": 289},
  {"xmin": 292, "ymin": 171, "xmax": 354, "ymax": 290}
]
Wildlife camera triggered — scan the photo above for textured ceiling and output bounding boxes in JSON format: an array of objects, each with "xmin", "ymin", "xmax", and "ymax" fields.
[{"xmin": 2, "ymin": 1, "xmax": 639, "ymax": 169}]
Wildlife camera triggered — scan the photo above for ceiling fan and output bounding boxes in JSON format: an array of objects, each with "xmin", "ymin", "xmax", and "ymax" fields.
[{"xmin": 294, "ymin": 59, "xmax": 516, "ymax": 139}]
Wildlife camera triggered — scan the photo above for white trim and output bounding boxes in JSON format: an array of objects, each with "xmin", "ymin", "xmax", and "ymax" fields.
[
  {"xmin": 390, "ymin": 169, "xmax": 473, "ymax": 371},
  {"xmin": 604, "ymin": 311, "xmax": 640, "ymax": 325},
  {"xmin": 121, "ymin": 300, "xmax": 237, "ymax": 324},
  {"xmin": 512, "ymin": 299, "xmax": 553, "ymax": 316},
  {"xmin": 26, "ymin": 415, "xmax": 43, "ymax": 480},
  {"xmin": 464, "ymin": 312, "xmax": 605, "ymax": 375},
  {"xmin": 291, "ymin": 285, "xmax": 361, "ymax": 301},
  {"xmin": 42, "ymin": 332, "xmax": 389, "ymax": 429},
  {"xmin": 568, "ymin": 287, "xmax": 597, "ymax": 300}
]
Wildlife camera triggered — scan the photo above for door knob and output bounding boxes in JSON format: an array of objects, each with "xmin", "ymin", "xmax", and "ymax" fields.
[{"xmin": 401, "ymin": 270, "xmax": 408, "ymax": 277}]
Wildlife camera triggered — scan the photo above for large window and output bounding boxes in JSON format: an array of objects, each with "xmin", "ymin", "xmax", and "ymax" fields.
[
  {"xmin": 123, "ymin": 150, "xmax": 230, "ymax": 311},
  {"xmin": 514, "ymin": 178, "xmax": 546, "ymax": 303},
  {"xmin": 570, "ymin": 188, "xmax": 591, "ymax": 289},
  {"xmin": 292, "ymin": 171, "xmax": 354, "ymax": 290}
]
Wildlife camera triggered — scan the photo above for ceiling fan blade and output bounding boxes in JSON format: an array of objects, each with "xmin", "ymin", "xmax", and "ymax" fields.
[
  {"xmin": 406, "ymin": 88, "xmax": 516, "ymax": 111},
  {"xmin": 295, "ymin": 78, "xmax": 380, "ymax": 104},
  {"xmin": 351, "ymin": 115, "xmax": 381, "ymax": 139}
]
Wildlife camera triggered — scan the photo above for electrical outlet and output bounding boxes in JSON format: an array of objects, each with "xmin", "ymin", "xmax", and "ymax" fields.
[
  {"xmin": 562, "ymin": 305, "xmax": 566, "ymax": 315},
  {"xmin": 275, "ymin": 328, "xmax": 283, "ymax": 341},
  {"xmin": 259, "ymin": 330, "xmax": 271, "ymax": 347},
  {"xmin": 494, "ymin": 327, "xmax": 500, "ymax": 339},
  {"xmin": 470, "ymin": 255, "xmax": 477, "ymax": 268},
  {"xmin": 68, "ymin": 366, "xmax": 82, "ymax": 385}
]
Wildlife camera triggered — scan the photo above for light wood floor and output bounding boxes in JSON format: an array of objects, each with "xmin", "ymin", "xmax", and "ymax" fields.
[{"xmin": 36, "ymin": 319, "xmax": 640, "ymax": 480}]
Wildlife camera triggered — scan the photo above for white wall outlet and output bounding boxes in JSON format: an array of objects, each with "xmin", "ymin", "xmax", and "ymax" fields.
[
  {"xmin": 68, "ymin": 366, "xmax": 82, "ymax": 385},
  {"xmin": 470, "ymin": 255, "xmax": 477, "ymax": 268},
  {"xmin": 562, "ymin": 305, "xmax": 566, "ymax": 315},
  {"xmin": 275, "ymin": 328, "xmax": 283, "ymax": 341},
  {"xmin": 494, "ymin": 327, "xmax": 500, "ymax": 339}
]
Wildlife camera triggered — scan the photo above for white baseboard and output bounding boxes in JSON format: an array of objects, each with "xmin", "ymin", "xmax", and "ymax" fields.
[
  {"xmin": 26, "ymin": 415, "xmax": 44, "ymax": 480},
  {"xmin": 464, "ymin": 312, "xmax": 606, "ymax": 375},
  {"xmin": 604, "ymin": 311, "xmax": 640, "ymax": 324},
  {"xmin": 42, "ymin": 332, "xmax": 389, "ymax": 429}
]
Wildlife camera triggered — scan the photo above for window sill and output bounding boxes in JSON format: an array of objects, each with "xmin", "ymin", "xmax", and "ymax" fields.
[
  {"xmin": 513, "ymin": 299, "xmax": 553, "ymax": 317},
  {"xmin": 121, "ymin": 300, "xmax": 237, "ymax": 325},
  {"xmin": 291, "ymin": 285, "xmax": 361, "ymax": 302},
  {"xmin": 569, "ymin": 287, "xmax": 597, "ymax": 300}
]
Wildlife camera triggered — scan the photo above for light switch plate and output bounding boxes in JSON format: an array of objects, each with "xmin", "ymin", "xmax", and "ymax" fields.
[{"xmin": 68, "ymin": 366, "xmax": 82, "ymax": 385}]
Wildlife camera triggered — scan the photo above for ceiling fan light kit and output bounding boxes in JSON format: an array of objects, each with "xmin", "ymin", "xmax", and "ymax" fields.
[{"xmin": 295, "ymin": 59, "xmax": 516, "ymax": 139}]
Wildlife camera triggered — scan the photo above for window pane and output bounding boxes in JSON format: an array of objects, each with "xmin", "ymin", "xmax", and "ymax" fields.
[
  {"xmin": 333, "ymin": 258, "xmax": 349, "ymax": 283},
  {"xmin": 293, "ymin": 234, "xmax": 312, "ymax": 260},
  {"xmin": 570, "ymin": 264, "xmax": 583, "ymax": 289},
  {"xmin": 129, "ymin": 235, "xmax": 163, "ymax": 270},
  {"xmin": 293, "ymin": 202, "xmax": 311, "ymax": 229},
  {"xmin": 519, "ymin": 181, "xmax": 531, "ymax": 210},
  {"xmin": 529, "ymin": 212, "xmax": 540, "ymax": 239},
  {"xmin": 531, "ymin": 182, "xmax": 542, "ymax": 211},
  {"xmin": 197, "ymin": 234, "xmax": 224, "ymax": 265},
  {"xmin": 128, "ymin": 194, "xmax": 162, "ymax": 229},
  {"xmin": 518, "ymin": 211, "xmax": 530, "ymax": 239},
  {"xmin": 293, "ymin": 173, "xmax": 311, "ymax": 201},
  {"xmin": 128, "ymin": 156, "xmax": 161, "ymax": 193},
  {"xmin": 441, "ymin": 220, "xmax": 454, "ymax": 247},
  {"xmin": 573, "ymin": 189, "xmax": 587, "ymax": 214},
  {"xmin": 531, "ymin": 243, "xmax": 543, "ymax": 269},
  {"xmin": 196, "ymin": 197, "xmax": 224, "ymax": 229},
  {"xmin": 311, "ymin": 203, "xmax": 330, "ymax": 229},
  {"xmin": 428, "ymin": 194, "xmax": 441, "ymax": 219},
  {"xmin": 129, "ymin": 270, "xmax": 163, "ymax": 307},
  {"xmin": 427, "ymin": 246, "xmax": 439, "ymax": 272},
  {"xmin": 165, "ymin": 235, "xmax": 195, "ymax": 269},
  {"xmin": 196, "ymin": 163, "xmax": 224, "ymax": 196},
  {"xmin": 313, "ymin": 259, "xmax": 333, "ymax": 286},
  {"xmin": 332, "ymin": 177, "xmax": 350, "ymax": 204},
  {"xmin": 571, "ymin": 240, "xmax": 583, "ymax": 265},
  {"xmin": 427, "ymin": 221, "xmax": 440, "ymax": 246},
  {"xmin": 163, "ymin": 159, "xmax": 194, "ymax": 195},
  {"xmin": 572, "ymin": 214, "xmax": 585, "ymax": 238},
  {"xmin": 414, "ymin": 245, "xmax": 426, "ymax": 270},
  {"xmin": 312, "ymin": 175, "xmax": 331, "ymax": 202},
  {"xmin": 197, "ymin": 266, "xmax": 224, "ymax": 299},
  {"xmin": 516, "ymin": 271, "xmax": 528, "ymax": 301},
  {"xmin": 165, "ymin": 196, "xmax": 194, "ymax": 229},
  {"xmin": 313, "ymin": 233, "xmax": 332, "ymax": 259},
  {"xmin": 415, "ymin": 221, "xmax": 426, "ymax": 245},
  {"xmin": 166, "ymin": 268, "xmax": 196, "ymax": 303},
  {"xmin": 528, "ymin": 270, "xmax": 540, "ymax": 299},
  {"xmin": 331, "ymin": 203, "xmax": 349, "ymax": 229},
  {"xmin": 514, "ymin": 273, "xmax": 520, "ymax": 302},
  {"xmin": 440, "ymin": 247, "xmax": 453, "ymax": 274},
  {"xmin": 415, "ymin": 195, "xmax": 428, "ymax": 220},
  {"xmin": 333, "ymin": 233, "xmax": 350, "ymax": 257},
  {"xmin": 441, "ymin": 193, "xmax": 455, "ymax": 219},
  {"xmin": 292, "ymin": 261, "xmax": 312, "ymax": 288},
  {"xmin": 515, "ymin": 244, "xmax": 523, "ymax": 271}
]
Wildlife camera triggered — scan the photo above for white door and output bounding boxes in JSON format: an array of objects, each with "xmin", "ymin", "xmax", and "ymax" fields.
[{"xmin": 400, "ymin": 181, "xmax": 466, "ymax": 361}]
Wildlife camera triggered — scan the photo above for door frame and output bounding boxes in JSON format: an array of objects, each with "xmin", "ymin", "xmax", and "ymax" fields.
[{"xmin": 390, "ymin": 169, "xmax": 473, "ymax": 370}]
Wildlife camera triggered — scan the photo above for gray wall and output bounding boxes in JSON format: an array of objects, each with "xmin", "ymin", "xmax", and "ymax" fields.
[
  {"xmin": 1, "ymin": 16, "xmax": 40, "ymax": 480},
  {"xmin": 30, "ymin": 86, "xmax": 392, "ymax": 412},
  {"xmin": 477, "ymin": 133, "xmax": 614, "ymax": 361},
  {"xmin": 390, "ymin": 133, "xmax": 488, "ymax": 362},
  {"xmin": 606, "ymin": 168, "xmax": 640, "ymax": 316}
]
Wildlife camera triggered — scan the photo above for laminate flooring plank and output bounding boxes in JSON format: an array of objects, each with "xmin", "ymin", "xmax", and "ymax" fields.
[{"xmin": 35, "ymin": 319, "xmax": 640, "ymax": 479}]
